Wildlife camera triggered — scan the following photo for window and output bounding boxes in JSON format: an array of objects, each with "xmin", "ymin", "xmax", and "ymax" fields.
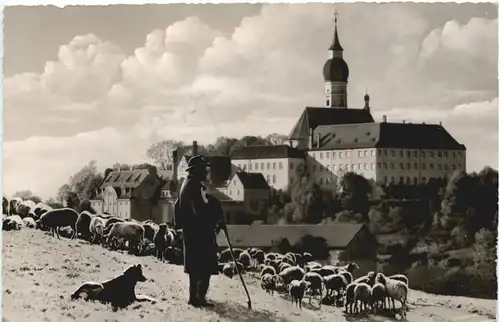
[
  {"xmin": 429, "ymin": 151, "xmax": 434, "ymax": 158},
  {"xmin": 384, "ymin": 176, "xmax": 388, "ymax": 184},
  {"xmin": 371, "ymin": 151, "xmax": 375, "ymax": 157},
  {"xmin": 444, "ymin": 152, "xmax": 448, "ymax": 158},
  {"xmin": 387, "ymin": 150, "xmax": 391, "ymax": 157},
  {"xmin": 261, "ymin": 162, "xmax": 264, "ymax": 169},
  {"xmin": 272, "ymin": 175, "xmax": 276, "ymax": 183},
  {"xmin": 414, "ymin": 163, "xmax": 418, "ymax": 170},
  {"xmin": 422, "ymin": 163, "xmax": 426, "ymax": 170},
  {"xmin": 363, "ymin": 151, "xmax": 367, "ymax": 157},
  {"xmin": 422, "ymin": 151, "xmax": 426, "ymax": 157},
  {"xmin": 273, "ymin": 162, "xmax": 276, "ymax": 170},
  {"xmin": 332, "ymin": 152, "xmax": 336, "ymax": 158},
  {"xmin": 444, "ymin": 164, "xmax": 448, "ymax": 170},
  {"xmin": 358, "ymin": 151, "xmax": 362, "ymax": 157},
  {"xmin": 255, "ymin": 163, "xmax": 259, "ymax": 170},
  {"xmin": 266, "ymin": 175, "xmax": 270, "ymax": 182},
  {"xmin": 339, "ymin": 152, "xmax": 343, "ymax": 158},
  {"xmin": 438, "ymin": 164, "xmax": 442, "ymax": 170},
  {"xmin": 391, "ymin": 163, "xmax": 395, "ymax": 170},
  {"xmin": 351, "ymin": 164, "xmax": 355, "ymax": 171},
  {"xmin": 320, "ymin": 152, "xmax": 323, "ymax": 159},
  {"xmin": 382, "ymin": 162, "xmax": 387, "ymax": 170},
  {"xmin": 422, "ymin": 177, "xmax": 427, "ymax": 184},
  {"xmin": 325, "ymin": 178, "xmax": 329, "ymax": 184},
  {"xmin": 279, "ymin": 162, "xmax": 283, "ymax": 170},
  {"xmin": 377, "ymin": 150, "xmax": 382, "ymax": 156},
  {"xmin": 312, "ymin": 153, "xmax": 316, "ymax": 158},
  {"xmin": 457, "ymin": 164, "xmax": 462, "ymax": 169},
  {"xmin": 413, "ymin": 177, "xmax": 418, "ymax": 185},
  {"xmin": 406, "ymin": 177, "xmax": 411, "ymax": 185},
  {"xmin": 249, "ymin": 163, "xmax": 252, "ymax": 170},
  {"xmin": 326, "ymin": 152, "xmax": 330, "ymax": 158},
  {"xmin": 400, "ymin": 150, "xmax": 404, "ymax": 157},
  {"xmin": 290, "ymin": 162, "xmax": 294, "ymax": 170},
  {"xmin": 266, "ymin": 163, "xmax": 270, "ymax": 170},
  {"xmin": 237, "ymin": 190, "xmax": 240, "ymax": 195},
  {"xmin": 452, "ymin": 152, "xmax": 456, "ymax": 158},
  {"xmin": 438, "ymin": 151, "xmax": 442, "ymax": 158},
  {"xmin": 358, "ymin": 163, "xmax": 362, "ymax": 170},
  {"xmin": 377, "ymin": 162, "xmax": 381, "ymax": 169},
  {"xmin": 413, "ymin": 151, "xmax": 418, "ymax": 157},
  {"xmin": 233, "ymin": 180, "xmax": 236, "ymax": 186},
  {"xmin": 390, "ymin": 177, "xmax": 395, "ymax": 184},
  {"xmin": 319, "ymin": 178, "xmax": 324, "ymax": 184},
  {"xmin": 406, "ymin": 163, "xmax": 411, "ymax": 170},
  {"xmin": 364, "ymin": 163, "xmax": 368, "ymax": 170},
  {"xmin": 406, "ymin": 151, "xmax": 411, "ymax": 158},
  {"xmin": 400, "ymin": 163, "xmax": 404, "ymax": 170},
  {"xmin": 346, "ymin": 151, "xmax": 351, "ymax": 158},
  {"xmin": 371, "ymin": 163, "xmax": 375, "ymax": 170},
  {"xmin": 243, "ymin": 164, "xmax": 247, "ymax": 170},
  {"xmin": 430, "ymin": 164, "xmax": 434, "ymax": 170},
  {"xmin": 320, "ymin": 165, "xmax": 324, "ymax": 172},
  {"xmin": 399, "ymin": 177, "xmax": 404, "ymax": 184},
  {"xmin": 452, "ymin": 164, "xmax": 456, "ymax": 170}
]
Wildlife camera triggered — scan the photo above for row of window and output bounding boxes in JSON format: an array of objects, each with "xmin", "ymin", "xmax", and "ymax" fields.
[
  {"xmin": 378, "ymin": 162, "xmax": 462, "ymax": 171},
  {"xmin": 310, "ymin": 149, "xmax": 464, "ymax": 160},
  {"xmin": 383, "ymin": 176, "xmax": 433, "ymax": 185},
  {"xmin": 241, "ymin": 162, "xmax": 284, "ymax": 171},
  {"xmin": 378, "ymin": 149, "xmax": 462, "ymax": 159},
  {"xmin": 311, "ymin": 163, "xmax": 375, "ymax": 172}
]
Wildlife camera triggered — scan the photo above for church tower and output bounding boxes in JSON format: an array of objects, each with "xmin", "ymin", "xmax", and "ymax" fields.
[{"xmin": 323, "ymin": 10, "xmax": 349, "ymax": 108}]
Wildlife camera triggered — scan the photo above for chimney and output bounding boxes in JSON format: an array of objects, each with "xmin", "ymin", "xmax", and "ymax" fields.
[
  {"xmin": 403, "ymin": 120, "xmax": 406, "ymax": 124},
  {"xmin": 172, "ymin": 149, "xmax": 178, "ymax": 194},
  {"xmin": 316, "ymin": 133, "xmax": 320, "ymax": 149},
  {"xmin": 422, "ymin": 122, "xmax": 426, "ymax": 125},
  {"xmin": 382, "ymin": 115, "xmax": 387, "ymax": 123},
  {"xmin": 192, "ymin": 140, "xmax": 198, "ymax": 156},
  {"xmin": 439, "ymin": 121, "xmax": 442, "ymax": 126},
  {"xmin": 308, "ymin": 129, "xmax": 313, "ymax": 149}
]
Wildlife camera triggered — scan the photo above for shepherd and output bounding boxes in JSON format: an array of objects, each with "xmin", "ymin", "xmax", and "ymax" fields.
[{"xmin": 174, "ymin": 155, "xmax": 226, "ymax": 308}]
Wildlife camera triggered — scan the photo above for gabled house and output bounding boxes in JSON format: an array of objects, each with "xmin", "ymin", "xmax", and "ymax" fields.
[{"xmin": 90, "ymin": 168, "xmax": 163, "ymax": 221}]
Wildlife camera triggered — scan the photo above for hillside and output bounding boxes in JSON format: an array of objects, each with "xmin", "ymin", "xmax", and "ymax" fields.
[{"xmin": 2, "ymin": 229, "xmax": 497, "ymax": 322}]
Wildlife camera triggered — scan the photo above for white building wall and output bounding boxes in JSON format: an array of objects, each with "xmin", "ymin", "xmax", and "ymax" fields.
[
  {"xmin": 231, "ymin": 158, "xmax": 305, "ymax": 191},
  {"xmin": 90, "ymin": 200, "xmax": 103, "ymax": 213},
  {"xmin": 117, "ymin": 200, "xmax": 131, "ymax": 219},
  {"xmin": 376, "ymin": 148, "xmax": 466, "ymax": 185}
]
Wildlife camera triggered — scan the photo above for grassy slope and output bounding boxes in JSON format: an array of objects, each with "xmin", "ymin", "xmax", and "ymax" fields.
[{"xmin": 2, "ymin": 229, "xmax": 497, "ymax": 322}]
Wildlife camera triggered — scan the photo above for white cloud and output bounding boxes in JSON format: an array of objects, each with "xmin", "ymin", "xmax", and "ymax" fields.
[{"xmin": 3, "ymin": 5, "xmax": 498, "ymax": 199}]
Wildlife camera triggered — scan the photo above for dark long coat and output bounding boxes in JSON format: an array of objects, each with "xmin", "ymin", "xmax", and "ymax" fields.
[{"xmin": 174, "ymin": 176, "xmax": 225, "ymax": 276}]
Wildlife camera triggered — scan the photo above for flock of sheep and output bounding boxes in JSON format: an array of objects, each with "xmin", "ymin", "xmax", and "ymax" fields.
[{"xmin": 2, "ymin": 197, "xmax": 409, "ymax": 319}]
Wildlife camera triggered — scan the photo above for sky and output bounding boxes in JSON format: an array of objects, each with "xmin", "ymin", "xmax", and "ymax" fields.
[{"xmin": 3, "ymin": 3, "xmax": 498, "ymax": 200}]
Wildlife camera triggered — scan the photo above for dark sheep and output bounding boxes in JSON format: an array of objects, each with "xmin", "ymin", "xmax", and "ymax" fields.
[
  {"xmin": 37, "ymin": 208, "xmax": 79, "ymax": 239},
  {"xmin": 105, "ymin": 222, "xmax": 144, "ymax": 254},
  {"xmin": 105, "ymin": 217, "xmax": 124, "ymax": 228},
  {"xmin": 153, "ymin": 223, "xmax": 170, "ymax": 262},
  {"xmin": 142, "ymin": 223, "xmax": 158, "ymax": 242}
]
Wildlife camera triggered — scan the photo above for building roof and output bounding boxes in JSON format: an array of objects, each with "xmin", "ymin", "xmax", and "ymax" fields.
[
  {"xmin": 207, "ymin": 156, "xmax": 232, "ymax": 187},
  {"xmin": 288, "ymin": 107, "xmax": 375, "ymax": 149},
  {"xmin": 233, "ymin": 172, "xmax": 270, "ymax": 190},
  {"xmin": 100, "ymin": 169, "xmax": 150, "ymax": 189},
  {"xmin": 209, "ymin": 188, "xmax": 233, "ymax": 201},
  {"xmin": 311, "ymin": 122, "xmax": 466, "ymax": 151},
  {"xmin": 216, "ymin": 224, "xmax": 368, "ymax": 249},
  {"xmin": 231, "ymin": 144, "xmax": 305, "ymax": 160}
]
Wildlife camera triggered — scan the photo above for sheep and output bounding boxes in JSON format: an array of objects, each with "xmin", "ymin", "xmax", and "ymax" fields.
[
  {"xmin": 89, "ymin": 216, "xmax": 107, "ymax": 244},
  {"xmin": 218, "ymin": 248, "xmax": 243, "ymax": 263},
  {"xmin": 142, "ymin": 222, "xmax": 158, "ymax": 243},
  {"xmin": 354, "ymin": 271, "xmax": 377, "ymax": 286},
  {"xmin": 279, "ymin": 266, "xmax": 305, "ymax": 286},
  {"xmin": 37, "ymin": 208, "xmax": 79, "ymax": 239},
  {"xmin": 73, "ymin": 211, "xmax": 94, "ymax": 240},
  {"xmin": 377, "ymin": 273, "xmax": 408, "ymax": 319},
  {"xmin": 323, "ymin": 273, "xmax": 348, "ymax": 298},
  {"xmin": 339, "ymin": 270, "xmax": 353, "ymax": 284},
  {"xmin": 340, "ymin": 262, "xmax": 360, "ymax": 274},
  {"xmin": 389, "ymin": 274, "xmax": 409, "ymax": 286},
  {"xmin": 105, "ymin": 222, "xmax": 145, "ymax": 254},
  {"xmin": 278, "ymin": 262, "xmax": 292, "ymax": 273},
  {"xmin": 222, "ymin": 263, "xmax": 234, "ymax": 278},
  {"xmin": 260, "ymin": 273, "xmax": 283, "ymax": 295},
  {"xmin": 22, "ymin": 217, "xmax": 36, "ymax": 228},
  {"xmin": 252, "ymin": 249, "xmax": 265, "ymax": 267},
  {"xmin": 264, "ymin": 253, "xmax": 277, "ymax": 261},
  {"xmin": 3, "ymin": 215, "xmax": 23, "ymax": 231},
  {"xmin": 238, "ymin": 251, "xmax": 251, "ymax": 270},
  {"xmin": 302, "ymin": 252, "xmax": 313, "ymax": 264},
  {"xmin": 311, "ymin": 266, "xmax": 336, "ymax": 277},
  {"xmin": 153, "ymin": 223, "xmax": 170, "ymax": 262},
  {"xmin": 370, "ymin": 283, "xmax": 388, "ymax": 312},
  {"xmin": 260, "ymin": 265, "xmax": 276, "ymax": 277},
  {"xmin": 288, "ymin": 279, "xmax": 310, "ymax": 309},
  {"xmin": 344, "ymin": 283, "xmax": 357, "ymax": 314},
  {"xmin": 303, "ymin": 272, "xmax": 324, "ymax": 307},
  {"xmin": 354, "ymin": 283, "xmax": 372, "ymax": 315}
]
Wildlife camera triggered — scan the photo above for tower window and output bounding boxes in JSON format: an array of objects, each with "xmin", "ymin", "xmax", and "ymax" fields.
[{"xmin": 326, "ymin": 99, "xmax": 330, "ymax": 106}]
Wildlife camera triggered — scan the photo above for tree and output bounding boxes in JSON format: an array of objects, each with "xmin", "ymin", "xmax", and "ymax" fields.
[
  {"xmin": 112, "ymin": 163, "xmax": 131, "ymax": 171},
  {"xmin": 264, "ymin": 133, "xmax": 288, "ymax": 145},
  {"xmin": 232, "ymin": 136, "xmax": 270, "ymax": 150},
  {"xmin": 12, "ymin": 190, "xmax": 42, "ymax": 203},
  {"xmin": 210, "ymin": 136, "xmax": 238, "ymax": 156},
  {"xmin": 340, "ymin": 172, "xmax": 372, "ymax": 221},
  {"xmin": 146, "ymin": 140, "xmax": 184, "ymax": 170}
]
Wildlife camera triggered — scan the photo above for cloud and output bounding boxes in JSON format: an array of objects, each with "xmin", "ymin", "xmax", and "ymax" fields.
[{"xmin": 3, "ymin": 4, "xmax": 498, "ymax": 199}]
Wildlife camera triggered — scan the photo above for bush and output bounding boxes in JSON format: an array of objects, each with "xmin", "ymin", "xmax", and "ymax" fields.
[{"xmin": 293, "ymin": 235, "xmax": 330, "ymax": 261}]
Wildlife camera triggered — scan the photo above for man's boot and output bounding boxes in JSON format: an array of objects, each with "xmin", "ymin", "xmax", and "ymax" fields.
[
  {"xmin": 197, "ymin": 275, "xmax": 214, "ymax": 307},
  {"xmin": 188, "ymin": 274, "xmax": 200, "ymax": 307}
]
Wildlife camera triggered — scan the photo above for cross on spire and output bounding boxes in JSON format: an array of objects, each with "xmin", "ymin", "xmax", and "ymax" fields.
[{"xmin": 334, "ymin": 9, "xmax": 339, "ymax": 24}]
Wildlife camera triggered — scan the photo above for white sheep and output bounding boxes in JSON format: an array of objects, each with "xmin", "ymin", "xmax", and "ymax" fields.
[
  {"xmin": 344, "ymin": 282, "xmax": 358, "ymax": 314},
  {"xmin": 260, "ymin": 273, "xmax": 283, "ymax": 295},
  {"xmin": 389, "ymin": 274, "xmax": 409, "ymax": 286},
  {"xmin": 377, "ymin": 273, "xmax": 408, "ymax": 319},
  {"xmin": 278, "ymin": 262, "xmax": 292, "ymax": 273},
  {"xmin": 288, "ymin": 279, "xmax": 310, "ymax": 309},
  {"xmin": 22, "ymin": 217, "xmax": 36, "ymax": 228},
  {"xmin": 303, "ymin": 272, "xmax": 324, "ymax": 307},
  {"xmin": 354, "ymin": 271, "xmax": 377, "ymax": 286},
  {"xmin": 370, "ymin": 282, "xmax": 388, "ymax": 312},
  {"xmin": 353, "ymin": 282, "xmax": 372, "ymax": 315},
  {"xmin": 323, "ymin": 273, "xmax": 348, "ymax": 298},
  {"xmin": 260, "ymin": 265, "xmax": 276, "ymax": 277},
  {"xmin": 279, "ymin": 266, "xmax": 305, "ymax": 286}
]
